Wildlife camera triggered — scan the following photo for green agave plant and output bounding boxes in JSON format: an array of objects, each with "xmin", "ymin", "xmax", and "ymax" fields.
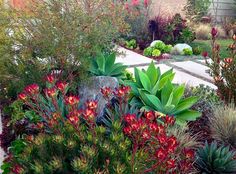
[
  {"xmin": 126, "ymin": 62, "xmax": 201, "ymax": 125},
  {"xmin": 89, "ymin": 52, "xmax": 127, "ymax": 78},
  {"xmin": 196, "ymin": 141, "xmax": 236, "ymax": 174}
]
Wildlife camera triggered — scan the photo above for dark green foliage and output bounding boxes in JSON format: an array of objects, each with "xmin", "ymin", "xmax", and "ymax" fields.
[
  {"xmin": 125, "ymin": 39, "xmax": 137, "ymax": 49},
  {"xmin": 196, "ymin": 142, "xmax": 236, "ymax": 173}
]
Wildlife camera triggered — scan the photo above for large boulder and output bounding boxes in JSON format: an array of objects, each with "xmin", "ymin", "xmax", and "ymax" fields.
[
  {"xmin": 171, "ymin": 43, "xmax": 192, "ymax": 55},
  {"xmin": 78, "ymin": 76, "xmax": 119, "ymax": 118}
]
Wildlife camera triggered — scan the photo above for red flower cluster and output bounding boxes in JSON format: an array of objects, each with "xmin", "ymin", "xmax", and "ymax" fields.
[
  {"xmin": 24, "ymin": 84, "xmax": 39, "ymax": 95},
  {"xmin": 101, "ymin": 87, "xmax": 112, "ymax": 99},
  {"xmin": 123, "ymin": 112, "xmax": 195, "ymax": 173},
  {"xmin": 113, "ymin": 85, "xmax": 131, "ymax": 98},
  {"xmin": 45, "ymin": 74, "xmax": 55, "ymax": 84},
  {"xmin": 64, "ymin": 96, "xmax": 80, "ymax": 105}
]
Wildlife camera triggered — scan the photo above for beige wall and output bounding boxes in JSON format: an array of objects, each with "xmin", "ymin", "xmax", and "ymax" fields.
[{"xmin": 150, "ymin": 0, "xmax": 187, "ymax": 18}]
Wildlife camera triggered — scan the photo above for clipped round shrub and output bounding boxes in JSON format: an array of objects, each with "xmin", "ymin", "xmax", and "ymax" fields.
[
  {"xmin": 183, "ymin": 48, "xmax": 193, "ymax": 55},
  {"xmin": 210, "ymin": 104, "xmax": 236, "ymax": 148},
  {"xmin": 164, "ymin": 44, "xmax": 173, "ymax": 53},
  {"xmin": 143, "ymin": 47, "xmax": 153, "ymax": 57},
  {"xmin": 153, "ymin": 41, "xmax": 166, "ymax": 52},
  {"xmin": 152, "ymin": 49, "xmax": 161, "ymax": 57}
]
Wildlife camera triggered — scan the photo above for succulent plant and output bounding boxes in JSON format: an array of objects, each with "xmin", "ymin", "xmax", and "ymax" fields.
[
  {"xmin": 196, "ymin": 141, "xmax": 236, "ymax": 174},
  {"xmin": 89, "ymin": 52, "xmax": 127, "ymax": 78},
  {"xmin": 126, "ymin": 62, "xmax": 201, "ymax": 125}
]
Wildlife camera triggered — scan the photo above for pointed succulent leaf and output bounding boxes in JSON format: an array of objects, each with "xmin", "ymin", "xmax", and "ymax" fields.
[
  {"xmin": 105, "ymin": 52, "xmax": 116, "ymax": 73},
  {"xmin": 146, "ymin": 61, "xmax": 158, "ymax": 87},
  {"xmin": 139, "ymin": 90, "xmax": 163, "ymax": 111},
  {"xmin": 175, "ymin": 110, "xmax": 201, "ymax": 122},
  {"xmin": 138, "ymin": 69, "xmax": 152, "ymax": 92},
  {"xmin": 134, "ymin": 67, "xmax": 142, "ymax": 87},
  {"xmin": 172, "ymin": 85, "xmax": 185, "ymax": 106},
  {"xmin": 172, "ymin": 96, "xmax": 199, "ymax": 115},
  {"xmin": 161, "ymin": 80, "xmax": 174, "ymax": 105}
]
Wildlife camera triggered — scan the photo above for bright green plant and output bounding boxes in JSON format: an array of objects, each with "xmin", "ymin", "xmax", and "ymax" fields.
[
  {"xmin": 163, "ymin": 44, "xmax": 173, "ymax": 53},
  {"xmin": 152, "ymin": 49, "xmax": 161, "ymax": 57},
  {"xmin": 125, "ymin": 39, "xmax": 137, "ymax": 49},
  {"xmin": 153, "ymin": 41, "xmax": 166, "ymax": 52},
  {"xmin": 183, "ymin": 48, "xmax": 193, "ymax": 56},
  {"xmin": 143, "ymin": 47, "xmax": 153, "ymax": 57},
  {"xmin": 89, "ymin": 52, "xmax": 127, "ymax": 78},
  {"xmin": 196, "ymin": 141, "xmax": 236, "ymax": 173},
  {"xmin": 127, "ymin": 62, "xmax": 201, "ymax": 125}
]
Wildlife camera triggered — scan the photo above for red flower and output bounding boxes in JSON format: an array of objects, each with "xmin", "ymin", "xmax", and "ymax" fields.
[
  {"xmin": 166, "ymin": 159, "xmax": 176, "ymax": 169},
  {"xmin": 11, "ymin": 164, "xmax": 24, "ymax": 174},
  {"xmin": 157, "ymin": 134, "xmax": 167, "ymax": 145},
  {"xmin": 180, "ymin": 160, "xmax": 192, "ymax": 171},
  {"xmin": 141, "ymin": 130, "xmax": 151, "ymax": 140},
  {"xmin": 211, "ymin": 27, "xmax": 218, "ymax": 37},
  {"xmin": 52, "ymin": 113, "xmax": 60, "ymax": 120},
  {"xmin": 183, "ymin": 149, "xmax": 195, "ymax": 159},
  {"xmin": 124, "ymin": 114, "xmax": 136, "ymax": 124},
  {"xmin": 65, "ymin": 96, "xmax": 80, "ymax": 105},
  {"xmin": 36, "ymin": 122, "xmax": 44, "ymax": 129},
  {"xmin": 149, "ymin": 123, "xmax": 158, "ymax": 131},
  {"xmin": 45, "ymin": 74, "xmax": 55, "ymax": 83},
  {"xmin": 86, "ymin": 100, "xmax": 98, "ymax": 110},
  {"xmin": 164, "ymin": 115, "xmax": 175, "ymax": 125},
  {"xmin": 224, "ymin": 58, "xmax": 233, "ymax": 64},
  {"xmin": 68, "ymin": 113, "xmax": 79, "ymax": 125},
  {"xmin": 101, "ymin": 87, "xmax": 112, "ymax": 98},
  {"xmin": 202, "ymin": 51, "xmax": 208, "ymax": 58},
  {"xmin": 56, "ymin": 81, "xmax": 68, "ymax": 92},
  {"xmin": 130, "ymin": 122, "xmax": 140, "ymax": 132},
  {"xmin": 83, "ymin": 108, "xmax": 96, "ymax": 120},
  {"xmin": 114, "ymin": 85, "xmax": 131, "ymax": 98},
  {"xmin": 18, "ymin": 93, "xmax": 27, "ymax": 101},
  {"xmin": 48, "ymin": 118, "xmax": 57, "ymax": 127},
  {"xmin": 131, "ymin": 0, "xmax": 139, "ymax": 6},
  {"xmin": 123, "ymin": 126, "xmax": 132, "ymax": 135},
  {"xmin": 168, "ymin": 136, "xmax": 178, "ymax": 147},
  {"xmin": 157, "ymin": 124, "xmax": 165, "ymax": 134},
  {"xmin": 145, "ymin": 111, "xmax": 155, "ymax": 121},
  {"xmin": 24, "ymin": 84, "xmax": 39, "ymax": 95},
  {"xmin": 155, "ymin": 148, "xmax": 167, "ymax": 161},
  {"xmin": 44, "ymin": 88, "xmax": 57, "ymax": 98}
]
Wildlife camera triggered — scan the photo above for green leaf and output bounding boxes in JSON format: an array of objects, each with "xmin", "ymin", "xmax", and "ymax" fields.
[
  {"xmin": 96, "ymin": 54, "xmax": 105, "ymax": 72},
  {"xmin": 172, "ymin": 85, "xmax": 185, "ymax": 106},
  {"xmin": 105, "ymin": 52, "xmax": 116, "ymax": 73},
  {"xmin": 156, "ymin": 73, "xmax": 175, "ymax": 91},
  {"xmin": 139, "ymin": 90, "xmax": 163, "ymax": 111},
  {"xmin": 176, "ymin": 110, "xmax": 201, "ymax": 122},
  {"xmin": 138, "ymin": 69, "xmax": 152, "ymax": 92},
  {"xmin": 161, "ymin": 80, "xmax": 174, "ymax": 105},
  {"xmin": 173, "ymin": 96, "xmax": 199, "ymax": 115},
  {"xmin": 146, "ymin": 61, "xmax": 158, "ymax": 87},
  {"xmin": 134, "ymin": 67, "xmax": 142, "ymax": 87}
]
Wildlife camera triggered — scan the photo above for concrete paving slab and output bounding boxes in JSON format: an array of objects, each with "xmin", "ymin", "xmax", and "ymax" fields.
[
  {"xmin": 170, "ymin": 61, "xmax": 212, "ymax": 81},
  {"xmin": 116, "ymin": 47, "xmax": 154, "ymax": 66}
]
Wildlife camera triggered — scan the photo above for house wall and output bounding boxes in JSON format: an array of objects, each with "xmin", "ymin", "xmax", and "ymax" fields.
[{"xmin": 209, "ymin": 0, "xmax": 236, "ymax": 23}]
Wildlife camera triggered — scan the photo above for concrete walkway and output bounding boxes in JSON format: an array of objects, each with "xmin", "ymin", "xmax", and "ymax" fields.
[{"xmin": 117, "ymin": 46, "xmax": 216, "ymax": 89}]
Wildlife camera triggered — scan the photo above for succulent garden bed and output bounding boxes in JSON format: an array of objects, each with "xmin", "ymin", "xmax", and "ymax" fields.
[{"xmin": 1, "ymin": 0, "xmax": 236, "ymax": 174}]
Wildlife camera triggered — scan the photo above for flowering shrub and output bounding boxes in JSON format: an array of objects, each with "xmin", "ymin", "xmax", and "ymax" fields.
[
  {"xmin": 205, "ymin": 28, "xmax": 236, "ymax": 103},
  {"xmin": 150, "ymin": 13, "xmax": 195, "ymax": 44},
  {"xmin": 2, "ymin": 75, "xmax": 196, "ymax": 173}
]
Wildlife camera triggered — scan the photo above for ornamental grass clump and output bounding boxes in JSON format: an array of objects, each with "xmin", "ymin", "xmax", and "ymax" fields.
[
  {"xmin": 210, "ymin": 104, "xmax": 236, "ymax": 148},
  {"xmin": 205, "ymin": 27, "xmax": 236, "ymax": 103},
  {"xmin": 2, "ymin": 76, "xmax": 196, "ymax": 174}
]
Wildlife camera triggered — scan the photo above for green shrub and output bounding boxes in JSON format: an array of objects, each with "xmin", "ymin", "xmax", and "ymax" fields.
[
  {"xmin": 0, "ymin": 0, "xmax": 128, "ymax": 102},
  {"xmin": 196, "ymin": 141, "xmax": 236, "ymax": 173},
  {"xmin": 89, "ymin": 52, "xmax": 127, "ymax": 78},
  {"xmin": 163, "ymin": 44, "xmax": 173, "ymax": 53},
  {"xmin": 183, "ymin": 48, "xmax": 193, "ymax": 55},
  {"xmin": 125, "ymin": 39, "xmax": 137, "ymax": 49},
  {"xmin": 152, "ymin": 49, "xmax": 161, "ymax": 57},
  {"xmin": 153, "ymin": 41, "xmax": 166, "ymax": 52},
  {"xmin": 143, "ymin": 47, "xmax": 153, "ymax": 57},
  {"xmin": 126, "ymin": 62, "xmax": 201, "ymax": 125}
]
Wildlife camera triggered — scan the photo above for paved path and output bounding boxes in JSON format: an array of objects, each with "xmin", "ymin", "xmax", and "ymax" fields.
[{"xmin": 116, "ymin": 46, "xmax": 216, "ymax": 89}]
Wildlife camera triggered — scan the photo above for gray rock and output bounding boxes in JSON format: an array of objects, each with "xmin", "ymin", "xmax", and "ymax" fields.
[{"xmin": 78, "ymin": 76, "xmax": 119, "ymax": 118}]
